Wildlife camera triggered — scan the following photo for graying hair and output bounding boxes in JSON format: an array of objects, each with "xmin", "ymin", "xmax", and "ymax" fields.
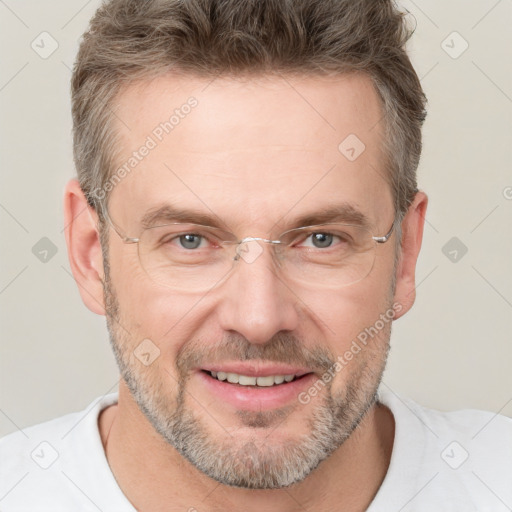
[{"xmin": 71, "ymin": 0, "xmax": 427, "ymax": 246}]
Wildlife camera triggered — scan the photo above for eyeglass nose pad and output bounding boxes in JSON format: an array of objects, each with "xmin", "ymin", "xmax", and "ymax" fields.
[{"xmin": 234, "ymin": 237, "xmax": 264, "ymax": 264}]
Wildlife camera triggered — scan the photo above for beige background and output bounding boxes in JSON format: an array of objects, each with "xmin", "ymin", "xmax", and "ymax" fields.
[{"xmin": 1, "ymin": 0, "xmax": 511, "ymax": 437}]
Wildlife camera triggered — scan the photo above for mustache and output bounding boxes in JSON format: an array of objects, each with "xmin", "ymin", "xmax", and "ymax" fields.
[{"xmin": 175, "ymin": 331, "xmax": 336, "ymax": 377}]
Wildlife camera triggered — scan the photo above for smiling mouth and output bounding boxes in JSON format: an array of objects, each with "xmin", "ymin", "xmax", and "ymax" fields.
[{"xmin": 202, "ymin": 370, "xmax": 312, "ymax": 387}]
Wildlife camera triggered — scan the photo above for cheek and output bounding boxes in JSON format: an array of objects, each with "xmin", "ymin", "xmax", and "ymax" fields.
[
  {"xmin": 300, "ymin": 270, "xmax": 394, "ymax": 354},
  {"xmin": 107, "ymin": 245, "xmax": 203, "ymax": 354},
  {"xmin": 308, "ymin": 282, "xmax": 394, "ymax": 393},
  {"xmin": 298, "ymin": 235, "xmax": 396, "ymax": 337}
]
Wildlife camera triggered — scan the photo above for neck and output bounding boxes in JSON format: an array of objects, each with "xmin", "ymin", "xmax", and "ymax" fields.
[{"xmin": 99, "ymin": 383, "xmax": 394, "ymax": 512}]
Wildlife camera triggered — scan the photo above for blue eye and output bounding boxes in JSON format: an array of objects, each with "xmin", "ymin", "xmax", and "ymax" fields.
[
  {"xmin": 309, "ymin": 233, "xmax": 334, "ymax": 248},
  {"xmin": 300, "ymin": 232, "xmax": 341, "ymax": 249},
  {"xmin": 178, "ymin": 234, "xmax": 204, "ymax": 249}
]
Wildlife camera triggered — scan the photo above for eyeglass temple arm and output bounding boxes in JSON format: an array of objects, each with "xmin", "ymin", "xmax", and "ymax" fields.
[
  {"xmin": 102, "ymin": 209, "xmax": 140, "ymax": 244},
  {"xmin": 372, "ymin": 219, "xmax": 396, "ymax": 244},
  {"xmin": 103, "ymin": 213, "xmax": 397, "ymax": 246}
]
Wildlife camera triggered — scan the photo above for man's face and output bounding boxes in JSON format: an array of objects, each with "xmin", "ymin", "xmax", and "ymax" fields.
[{"xmin": 103, "ymin": 73, "xmax": 397, "ymax": 488}]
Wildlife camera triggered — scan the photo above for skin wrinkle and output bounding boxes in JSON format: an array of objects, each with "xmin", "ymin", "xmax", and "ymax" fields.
[
  {"xmin": 101, "ymin": 216, "xmax": 396, "ymax": 490},
  {"xmin": 67, "ymin": 3, "xmax": 429, "ymax": 508},
  {"xmin": 78, "ymin": 72, "xmax": 426, "ymax": 512}
]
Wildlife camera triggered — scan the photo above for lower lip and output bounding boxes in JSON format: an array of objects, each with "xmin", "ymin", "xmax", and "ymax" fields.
[{"xmin": 197, "ymin": 370, "xmax": 317, "ymax": 411}]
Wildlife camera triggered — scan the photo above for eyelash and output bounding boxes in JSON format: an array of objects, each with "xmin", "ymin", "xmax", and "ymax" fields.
[{"xmin": 164, "ymin": 231, "xmax": 346, "ymax": 250}]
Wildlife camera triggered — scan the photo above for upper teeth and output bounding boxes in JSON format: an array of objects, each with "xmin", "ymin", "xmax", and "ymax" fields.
[{"xmin": 211, "ymin": 371, "xmax": 296, "ymax": 386}]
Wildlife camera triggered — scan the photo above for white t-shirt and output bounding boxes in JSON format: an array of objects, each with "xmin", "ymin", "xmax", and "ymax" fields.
[{"xmin": 1, "ymin": 389, "xmax": 511, "ymax": 511}]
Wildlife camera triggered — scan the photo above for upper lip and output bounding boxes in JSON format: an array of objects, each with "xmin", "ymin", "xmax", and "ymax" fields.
[{"xmin": 200, "ymin": 362, "xmax": 313, "ymax": 378}]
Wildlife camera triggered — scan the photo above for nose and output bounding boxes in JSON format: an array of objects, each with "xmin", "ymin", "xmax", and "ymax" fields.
[{"xmin": 216, "ymin": 240, "xmax": 300, "ymax": 345}]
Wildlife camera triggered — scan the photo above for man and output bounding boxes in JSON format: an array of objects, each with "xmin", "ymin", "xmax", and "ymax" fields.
[{"xmin": 1, "ymin": 0, "xmax": 511, "ymax": 510}]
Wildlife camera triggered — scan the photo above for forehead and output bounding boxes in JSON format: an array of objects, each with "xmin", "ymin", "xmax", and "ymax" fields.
[{"xmin": 108, "ymin": 72, "xmax": 392, "ymax": 231}]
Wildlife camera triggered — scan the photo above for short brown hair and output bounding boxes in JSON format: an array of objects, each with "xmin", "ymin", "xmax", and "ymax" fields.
[{"xmin": 71, "ymin": 0, "xmax": 427, "ymax": 225}]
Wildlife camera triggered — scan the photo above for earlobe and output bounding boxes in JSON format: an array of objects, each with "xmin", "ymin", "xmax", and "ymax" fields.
[
  {"xmin": 392, "ymin": 191, "xmax": 428, "ymax": 320},
  {"xmin": 63, "ymin": 179, "xmax": 106, "ymax": 316}
]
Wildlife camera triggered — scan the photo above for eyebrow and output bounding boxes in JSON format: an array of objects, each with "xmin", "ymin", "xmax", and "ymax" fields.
[
  {"xmin": 287, "ymin": 203, "xmax": 371, "ymax": 230},
  {"xmin": 141, "ymin": 205, "xmax": 229, "ymax": 230},
  {"xmin": 140, "ymin": 203, "xmax": 372, "ymax": 232}
]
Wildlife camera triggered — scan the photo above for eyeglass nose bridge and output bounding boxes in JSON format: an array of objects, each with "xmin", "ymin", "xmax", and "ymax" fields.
[{"xmin": 233, "ymin": 236, "xmax": 283, "ymax": 264}]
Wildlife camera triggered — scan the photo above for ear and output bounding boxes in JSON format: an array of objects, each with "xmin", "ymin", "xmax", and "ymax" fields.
[
  {"xmin": 63, "ymin": 179, "xmax": 106, "ymax": 315},
  {"xmin": 392, "ymin": 190, "xmax": 428, "ymax": 320}
]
